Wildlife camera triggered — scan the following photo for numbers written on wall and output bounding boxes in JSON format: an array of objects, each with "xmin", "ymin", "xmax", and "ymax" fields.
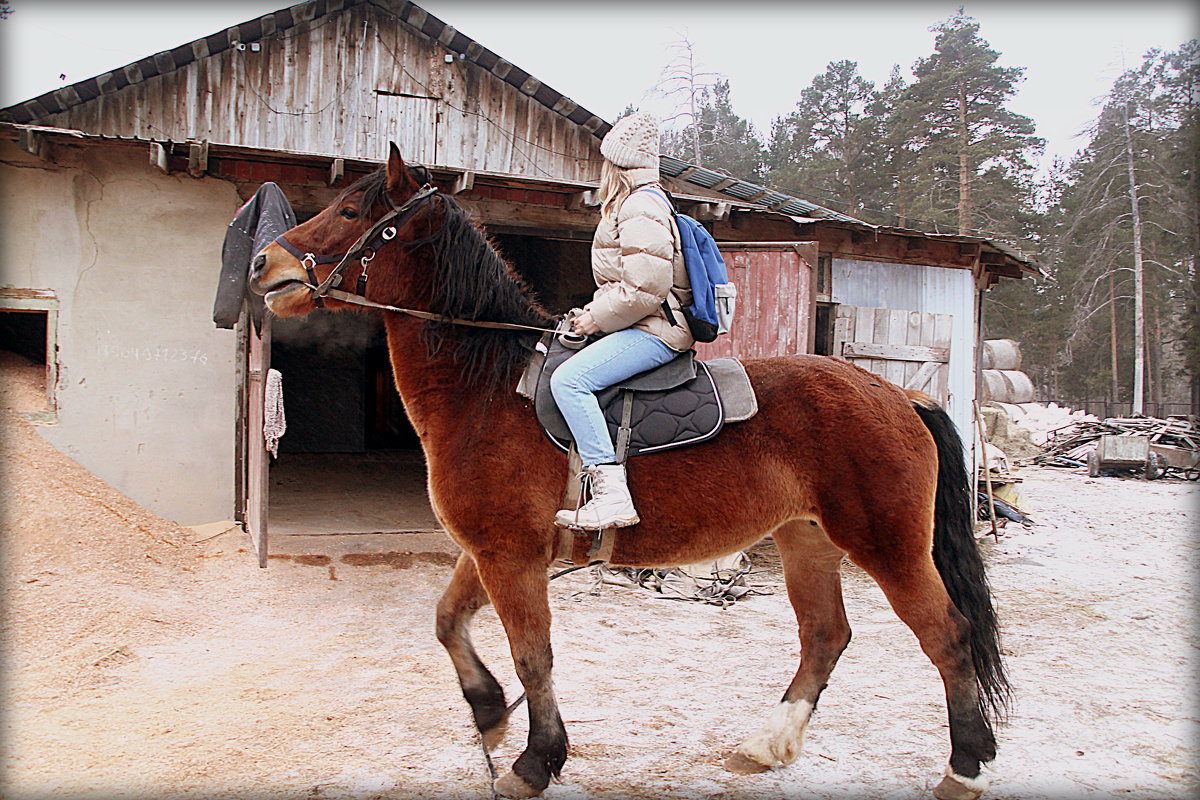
[{"xmin": 100, "ymin": 344, "xmax": 209, "ymax": 365}]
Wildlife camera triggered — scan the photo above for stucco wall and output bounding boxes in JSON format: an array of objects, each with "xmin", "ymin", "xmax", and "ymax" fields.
[{"xmin": 0, "ymin": 141, "xmax": 244, "ymax": 524}]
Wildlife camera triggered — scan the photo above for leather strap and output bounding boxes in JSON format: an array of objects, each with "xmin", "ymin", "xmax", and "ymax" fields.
[
  {"xmin": 614, "ymin": 390, "xmax": 635, "ymax": 464},
  {"xmin": 319, "ymin": 287, "xmax": 556, "ymax": 333},
  {"xmin": 556, "ymin": 448, "xmax": 582, "ymax": 563}
]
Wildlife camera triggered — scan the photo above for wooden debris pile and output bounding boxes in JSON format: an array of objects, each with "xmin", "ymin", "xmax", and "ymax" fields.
[{"xmin": 1031, "ymin": 415, "xmax": 1200, "ymax": 479}]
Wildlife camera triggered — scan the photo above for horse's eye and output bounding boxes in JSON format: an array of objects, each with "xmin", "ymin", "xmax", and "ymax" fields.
[{"xmin": 339, "ymin": 208, "xmax": 359, "ymax": 220}]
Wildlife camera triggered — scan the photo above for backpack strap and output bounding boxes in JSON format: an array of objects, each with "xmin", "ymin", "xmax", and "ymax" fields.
[{"xmin": 634, "ymin": 185, "xmax": 688, "ymax": 329}]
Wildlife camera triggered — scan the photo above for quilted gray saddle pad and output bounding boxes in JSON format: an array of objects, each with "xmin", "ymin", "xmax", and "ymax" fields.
[{"xmin": 534, "ymin": 336, "xmax": 724, "ymax": 459}]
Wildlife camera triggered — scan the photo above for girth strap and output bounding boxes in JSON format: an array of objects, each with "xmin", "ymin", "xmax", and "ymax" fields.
[{"xmin": 613, "ymin": 391, "xmax": 635, "ymax": 464}]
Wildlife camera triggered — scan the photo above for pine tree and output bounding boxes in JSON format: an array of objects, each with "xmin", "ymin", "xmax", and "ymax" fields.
[
  {"xmin": 986, "ymin": 41, "xmax": 1198, "ymax": 410},
  {"xmin": 766, "ymin": 60, "xmax": 885, "ymax": 217},
  {"xmin": 900, "ymin": 11, "xmax": 1043, "ymax": 236}
]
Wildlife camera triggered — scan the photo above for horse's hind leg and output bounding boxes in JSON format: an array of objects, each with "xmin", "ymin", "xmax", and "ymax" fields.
[
  {"xmin": 854, "ymin": 551, "xmax": 996, "ymax": 800},
  {"xmin": 436, "ymin": 552, "xmax": 513, "ymax": 749},
  {"xmin": 726, "ymin": 520, "xmax": 850, "ymax": 773}
]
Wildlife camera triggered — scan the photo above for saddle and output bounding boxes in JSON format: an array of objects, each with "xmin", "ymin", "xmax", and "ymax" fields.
[
  {"xmin": 516, "ymin": 329, "xmax": 757, "ymax": 565},
  {"xmin": 520, "ymin": 331, "xmax": 758, "ymax": 462}
]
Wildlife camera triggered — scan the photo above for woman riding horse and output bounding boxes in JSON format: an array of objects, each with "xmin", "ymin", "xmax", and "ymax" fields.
[
  {"xmin": 249, "ymin": 142, "xmax": 1009, "ymax": 800},
  {"xmin": 551, "ymin": 111, "xmax": 694, "ymax": 530}
]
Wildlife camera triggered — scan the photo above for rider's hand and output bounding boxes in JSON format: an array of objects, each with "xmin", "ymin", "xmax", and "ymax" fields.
[{"xmin": 573, "ymin": 310, "xmax": 600, "ymax": 336}]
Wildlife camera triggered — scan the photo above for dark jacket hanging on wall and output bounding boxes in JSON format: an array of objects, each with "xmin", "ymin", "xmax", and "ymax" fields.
[{"xmin": 213, "ymin": 182, "xmax": 296, "ymax": 329}]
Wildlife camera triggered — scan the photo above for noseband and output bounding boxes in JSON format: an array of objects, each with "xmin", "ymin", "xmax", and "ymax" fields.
[{"xmin": 272, "ymin": 184, "xmax": 440, "ymax": 307}]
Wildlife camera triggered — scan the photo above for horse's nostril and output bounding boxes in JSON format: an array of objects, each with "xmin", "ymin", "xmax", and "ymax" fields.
[{"xmin": 250, "ymin": 252, "xmax": 267, "ymax": 275}]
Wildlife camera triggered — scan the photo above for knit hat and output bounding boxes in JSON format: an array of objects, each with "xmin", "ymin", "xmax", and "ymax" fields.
[{"xmin": 600, "ymin": 111, "xmax": 660, "ymax": 169}]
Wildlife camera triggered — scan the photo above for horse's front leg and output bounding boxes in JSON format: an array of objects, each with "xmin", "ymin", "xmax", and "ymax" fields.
[
  {"xmin": 436, "ymin": 552, "xmax": 514, "ymax": 749},
  {"xmin": 473, "ymin": 556, "xmax": 567, "ymax": 799}
]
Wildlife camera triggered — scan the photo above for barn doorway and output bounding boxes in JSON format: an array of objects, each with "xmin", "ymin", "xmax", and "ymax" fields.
[
  {"xmin": 252, "ymin": 229, "xmax": 593, "ymax": 541},
  {"xmin": 0, "ymin": 289, "xmax": 59, "ymax": 420},
  {"xmin": 266, "ymin": 310, "xmax": 440, "ymax": 535}
]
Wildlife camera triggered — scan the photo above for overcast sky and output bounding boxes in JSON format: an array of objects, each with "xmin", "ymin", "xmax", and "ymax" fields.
[{"xmin": 1, "ymin": 1, "xmax": 1195, "ymax": 172}]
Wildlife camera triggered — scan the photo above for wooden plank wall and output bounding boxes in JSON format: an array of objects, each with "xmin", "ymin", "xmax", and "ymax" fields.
[
  {"xmin": 41, "ymin": 4, "xmax": 602, "ymax": 182},
  {"xmin": 833, "ymin": 306, "xmax": 953, "ymax": 403}
]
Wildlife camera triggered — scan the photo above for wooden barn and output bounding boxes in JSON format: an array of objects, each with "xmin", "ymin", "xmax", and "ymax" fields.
[{"xmin": 0, "ymin": 0, "xmax": 1037, "ymax": 555}]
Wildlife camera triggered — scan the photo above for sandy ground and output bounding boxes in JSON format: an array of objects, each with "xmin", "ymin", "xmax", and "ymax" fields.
[{"xmin": 2, "ymin": 354, "xmax": 1197, "ymax": 800}]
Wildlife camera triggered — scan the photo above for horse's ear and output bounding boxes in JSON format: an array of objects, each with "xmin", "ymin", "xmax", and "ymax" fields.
[{"xmin": 385, "ymin": 142, "xmax": 417, "ymax": 194}]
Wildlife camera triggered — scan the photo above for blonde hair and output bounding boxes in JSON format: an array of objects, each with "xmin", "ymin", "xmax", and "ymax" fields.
[{"xmin": 599, "ymin": 160, "xmax": 635, "ymax": 222}]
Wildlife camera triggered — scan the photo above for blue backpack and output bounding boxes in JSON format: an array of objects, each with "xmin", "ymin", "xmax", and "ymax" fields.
[{"xmin": 640, "ymin": 187, "xmax": 736, "ymax": 343}]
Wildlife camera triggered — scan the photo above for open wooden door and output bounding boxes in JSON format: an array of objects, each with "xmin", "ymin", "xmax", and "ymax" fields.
[
  {"xmin": 695, "ymin": 242, "xmax": 818, "ymax": 360},
  {"xmin": 832, "ymin": 306, "xmax": 952, "ymax": 404},
  {"xmin": 241, "ymin": 311, "xmax": 271, "ymax": 567}
]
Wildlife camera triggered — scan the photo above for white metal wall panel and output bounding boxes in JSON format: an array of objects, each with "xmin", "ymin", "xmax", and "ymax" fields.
[{"xmin": 831, "ymin": 258, "xmax": 977, "ymax": 442}]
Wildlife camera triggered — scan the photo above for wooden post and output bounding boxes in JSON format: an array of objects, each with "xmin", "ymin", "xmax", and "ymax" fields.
[{"xmin": 974, "ymin": 401, "xmax": 999, "ymax": 540}]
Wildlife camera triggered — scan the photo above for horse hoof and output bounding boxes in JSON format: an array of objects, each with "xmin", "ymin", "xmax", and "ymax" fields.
[
  {"xmin": 724, "ymin": 750, "xmax": 771, "ymax": 774},
  {"xmin": 480, "ymin": 718, "xmax": 509, "ymax": 751},
  {"xmin": 494, "ymin": 770, "xmax": 541, "ymax": 799},
  {"xmin": 933, "ymin": 769, "xmax": 988, "ymax": 800}
]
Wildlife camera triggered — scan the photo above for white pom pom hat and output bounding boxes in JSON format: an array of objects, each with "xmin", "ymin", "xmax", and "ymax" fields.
[{"xmin": 599, "ymin": 111, "xmax": 660, "ymax": 169}]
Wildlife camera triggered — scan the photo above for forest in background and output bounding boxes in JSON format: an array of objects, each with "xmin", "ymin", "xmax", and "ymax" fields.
[{"xmin": 651, "ymin": 12, "xmax": 1198, "ymax": 414}]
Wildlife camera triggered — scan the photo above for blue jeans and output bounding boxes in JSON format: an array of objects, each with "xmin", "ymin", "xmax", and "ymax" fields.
[{"xmin": 550, "ymin": 328, "xmax": 678, "ymax": 466}]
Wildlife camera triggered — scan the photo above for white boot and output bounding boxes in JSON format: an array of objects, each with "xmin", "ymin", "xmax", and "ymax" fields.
[{"xmin": 555, "ymin": 464, "xmax": 640, "ymax": 530}]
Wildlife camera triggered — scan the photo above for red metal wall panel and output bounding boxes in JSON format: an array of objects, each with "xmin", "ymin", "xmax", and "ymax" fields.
[{"xmin": 695, "ymin": 243, "xmax": 817, "ymax": 361}]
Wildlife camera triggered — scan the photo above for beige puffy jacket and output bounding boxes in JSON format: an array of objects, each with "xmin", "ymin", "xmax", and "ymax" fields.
[{"xmin": 585, "ymin": 172, "xmax": 695, "ymax": 352}]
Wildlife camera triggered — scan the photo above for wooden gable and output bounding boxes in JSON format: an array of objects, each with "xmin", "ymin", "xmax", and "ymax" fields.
[{"xmin": 19, "ymin": 1, "xmax": 603, "ymax": 182}]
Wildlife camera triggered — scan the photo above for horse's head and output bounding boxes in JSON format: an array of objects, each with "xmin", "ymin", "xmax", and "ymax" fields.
[{"xmin": 250, "ymin": 143, "xmax": 436, "ymax": 318}]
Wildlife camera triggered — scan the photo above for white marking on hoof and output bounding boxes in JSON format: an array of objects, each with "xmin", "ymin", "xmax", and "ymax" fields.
[
  {"xmin": 933, "ymin": 765, "xmax": 989, "ymax": 800},
  {"xmin": 732, "ymin": 699, "xmax": 814, "ymax": 768},
  {"xmin": 494, "ymin": 770, "xmax": 541, "ymax": 799}
]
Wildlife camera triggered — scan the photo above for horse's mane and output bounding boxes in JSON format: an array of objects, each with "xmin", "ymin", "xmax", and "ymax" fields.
[{"xmin": 356, "ymin": 168, "xmax": 554, "ymax": 390}]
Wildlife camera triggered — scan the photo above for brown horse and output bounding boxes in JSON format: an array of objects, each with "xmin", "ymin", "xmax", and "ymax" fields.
[{"xmin": 251, "ymin": 143, "xmax": 1009, "ymax": 800}]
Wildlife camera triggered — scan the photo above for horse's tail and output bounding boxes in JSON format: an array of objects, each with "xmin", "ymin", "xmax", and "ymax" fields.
[{"xmin": 908, "ymin": 391, "xmax": 1011, "ymax": 725}]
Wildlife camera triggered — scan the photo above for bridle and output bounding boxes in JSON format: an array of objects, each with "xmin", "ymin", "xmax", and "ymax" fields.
[
  {"xmin": 270, "ymin": 183, "xmax": 556, "ymax": 335},
  {"xmin": 272, "ymin": 184, "xmax": 440, "ymax": 308}
]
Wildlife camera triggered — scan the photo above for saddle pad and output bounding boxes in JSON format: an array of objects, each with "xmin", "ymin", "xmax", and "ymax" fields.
[{"xmin": 534, "ymin": 336, "xmax": 724, "ymax": 458}]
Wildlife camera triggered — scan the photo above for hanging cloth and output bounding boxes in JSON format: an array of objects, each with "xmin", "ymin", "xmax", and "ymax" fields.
[
  {"xmin": 263, "ymin": 368, "xmax": 286, "ymax": 457},
  {"xmin": 214, "ymin": 182, "xmax": 297, "ymax": 329}
]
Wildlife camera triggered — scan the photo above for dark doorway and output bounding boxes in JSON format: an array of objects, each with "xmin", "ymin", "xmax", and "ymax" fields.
[{"xmin": 0, "ymin": 309, "xmax": 47, "ymax": 364}]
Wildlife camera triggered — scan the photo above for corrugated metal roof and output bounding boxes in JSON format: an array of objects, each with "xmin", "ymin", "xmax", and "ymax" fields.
[{"xmin": 2, "ymin": 120, "xmax": 1041, "ymax": 278}]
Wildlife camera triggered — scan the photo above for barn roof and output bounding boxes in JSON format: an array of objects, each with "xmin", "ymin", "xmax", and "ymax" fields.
[{"xmin": 0, "ymin": 0, "xmax": 863, "ymax": 224}]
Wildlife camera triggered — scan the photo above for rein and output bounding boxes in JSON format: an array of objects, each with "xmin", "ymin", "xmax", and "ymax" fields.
[
  {"xmin": 320, "ymin": 287, "xmax": 558, "ymax": 334},
  {"xmin": 275, "ymin": 183, "xmax": 558, "ymax": 335}
]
